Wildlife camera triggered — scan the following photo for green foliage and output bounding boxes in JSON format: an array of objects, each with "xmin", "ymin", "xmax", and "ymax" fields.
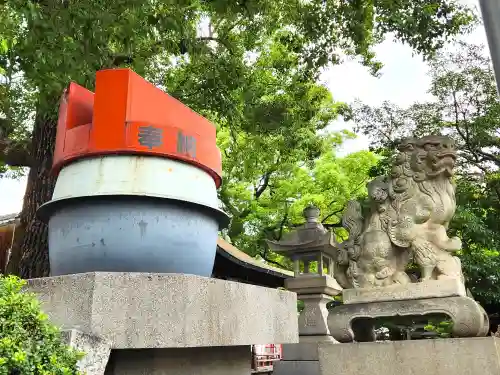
[
  {"xmin": 352, "ymin": 41, "xmax": 500, "ymax": 308},
  {"xmin": 157, "ymin": 23, "xmax": 381, "ymax": 264},
  {"xmin": 217, "ymin": 128, "xmax": 379, "ymax": 266},
  {"xmin": 0, "ymin": 0, "xmax": 478, "ymax": 275},
  {"xmin": 0, "ymin": 0, "xmax": 476, "ymax": 149},
  {"xmin": 0, "ymin": 275, "xmax": 84, "ymax": 374},
  {"xmin": 424, "ymin": 319, "xmax": 454, "ymax": 338}
]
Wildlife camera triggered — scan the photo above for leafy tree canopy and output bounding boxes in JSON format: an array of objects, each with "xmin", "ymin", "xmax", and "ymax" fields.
[
  {"xmin": 0, "ymin": 0, "xmax": 476, "ymax": 169},
  {"xmin": 0, "ymin": 0, "xmax": 477, "ymax": 277},
  {"xmin": 217, "ymin": 129, "xmax": 379, "ymax": 266}
]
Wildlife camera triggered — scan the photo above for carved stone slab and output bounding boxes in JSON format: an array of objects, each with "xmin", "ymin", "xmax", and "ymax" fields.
[
  {"xmin": 319, "ymin": 338, "xmax": 500, "ymax": 375},
  {"xmin": 342, "ymin": 279, "xmax": 466, "ymax": 305},
  {"xmin": 328, "ymin": 296, "xmax": 489, "ymax": 343}
]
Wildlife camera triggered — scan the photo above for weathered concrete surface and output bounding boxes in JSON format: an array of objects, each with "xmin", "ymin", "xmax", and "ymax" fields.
[
  {"xmin": 342, "ymin": 279, "xmax": 466, "ymax": 305},
  {"xmin": 61, "ymin": 329, "xmax": 111, "ymax": 375},
  {"xmin": 274, "ymin": 360, "xmax": 321, "ymax": 375},
  {"xmin": 276, "ymin": 341, "xmax": 337, "ymax": 375},
  {"xmin": 319, "ymin": 337, "xmax": 500, "ymax": 375},
  {"xmin": 107, "ymin": 346, "xmax": 250, "ymax": 375},
  {"xmin": 28, "ymin": 272, "xmax": 298, "ymax": 349},
  {"xmin": 282, "ymin": 341, "xmax": 336, "ymax": 361}
]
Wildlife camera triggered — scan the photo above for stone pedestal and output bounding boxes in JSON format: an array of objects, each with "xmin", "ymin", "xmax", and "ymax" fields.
[
  {"xmin": 318, "ymin": 337, "xmax": 500, "ymax": 375},
  {"xmin": 27, "ymin": 272, "xmax": 299, "ymax": 374},
  {"xmin": 328, "ymin": 280, "xmax": 489, "ymax": 343},
  {"xmin": 284, "ymin": 274, "xmax": 342, "ymax": 342},
  {"xmin": 273, "ymin": 274, "xmax": 341, "ymax": 375}
]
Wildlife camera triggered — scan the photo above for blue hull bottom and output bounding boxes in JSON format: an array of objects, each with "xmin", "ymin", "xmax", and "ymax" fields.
[{"xmin": 48, "ymin": 198, "xmax": 219, "ymax": 277}]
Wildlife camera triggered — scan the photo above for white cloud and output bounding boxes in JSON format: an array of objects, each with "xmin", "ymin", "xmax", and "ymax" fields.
[
  {"xmin": 321, "ymin": 37, "xmax": 433, "ymax": 155},
  {"xmin": 0, "ymin": 176, "xmax": 26, "ymax": 215},
  {"xmin": 322, "ymin": 5, "xmax": 489, "ymax": 156}
]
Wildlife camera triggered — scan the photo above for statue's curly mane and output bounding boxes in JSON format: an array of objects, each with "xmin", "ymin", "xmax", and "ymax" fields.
[{"xmin": 388, "ymin": 136, "xmax": 456, "ymax": 212}]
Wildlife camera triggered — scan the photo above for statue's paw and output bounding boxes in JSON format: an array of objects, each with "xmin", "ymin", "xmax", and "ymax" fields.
[
  {"xmin": 375, "ymin": 267, "xmax": 393, "ymax": 279},
  {"xmin": 418, "ymin": 275, "xmax": 433, "ymax": 282},
  {"xmin": 448, "ymin": 237, "xmax": 462, "ymax": 251}
]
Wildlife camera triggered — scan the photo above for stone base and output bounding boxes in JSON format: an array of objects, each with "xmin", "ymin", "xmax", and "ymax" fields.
[
  {"xmin": 274, "ymin": 360, "xmax": 320, "ymax": 375},
  {"xmin": 282, "ymin": 340, "xmax": 335, "ymax": 361},
  {"xmin": 342, "ymin": 279, "xmax": 466, "ymax": 305},
  {"xmin": 27, "ymin": 272, "xmax": 298, "ymax": 348},
  {"xmin": 299, "ymin": 335, "xmax": 337, "ymax": 344},
  {"xmin": 318, "ymin": 337, "xmax": 500, "ymax": 375},
  {"xmin": 274, "ymin": 339, "xmax": 337, "ymax": 375},
  {"xmin": 328, "ymin": 296, "xmax": 489, "ymax": 342},
  {"xmin": 27, "ymin": 273, "xmax": 299, "ymax": 374},
  {"xmin": 106, "ymin": 346, "xmax": 250, "ymax": 375}
]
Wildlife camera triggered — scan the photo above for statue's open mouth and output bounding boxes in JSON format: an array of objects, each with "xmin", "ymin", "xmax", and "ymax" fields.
[
  {"xmin": 437, "ymin": 152, "xmax": 457, "ymax": 160},
  {"xmin": 427, "ymin": 165, "xmax": 454, "ymax": 177}
]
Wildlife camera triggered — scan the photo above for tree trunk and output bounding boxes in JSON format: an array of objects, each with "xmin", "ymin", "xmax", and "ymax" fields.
[
  {"xmin": 4, "ymin": 221, "xmax": 23, "ymax": 275},
  {"xmin": 0, "ymin": 223, "xmax": 15, "ymax": 274},
  {"xmin": 8, "ymin": 99, "xmax": 58, "ymax": 278}
]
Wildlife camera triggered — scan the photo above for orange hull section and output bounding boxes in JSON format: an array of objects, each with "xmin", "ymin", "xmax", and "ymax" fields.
[{"xmin": 53, "ymin": 69, "xmax": 222, "ymax": 187}]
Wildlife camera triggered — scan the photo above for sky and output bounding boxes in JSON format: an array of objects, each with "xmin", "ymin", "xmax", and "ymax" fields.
[{"xmin": 0, "ymin": 1, "xmax": 490, "ymax": 216}]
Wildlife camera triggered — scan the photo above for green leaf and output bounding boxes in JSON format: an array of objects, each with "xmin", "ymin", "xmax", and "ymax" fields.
[{"xmin": 0, "ymin": 275, "xmax": 85, "ymax": 374}]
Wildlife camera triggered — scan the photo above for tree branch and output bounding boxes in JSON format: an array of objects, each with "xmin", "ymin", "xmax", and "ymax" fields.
[
  {"xmin": 259, "ymin": 241, "xmax": 289, "ymax": 269},
  {"xmin": 321, "ymin": 208, "xmax": 344, "ymax": 224},
  {"xmin": 197, "ymin": 36, "xmax": 234, "ymax": 54},
  {"xmin": 0, "ymin": 137, "xmax": 33, "ymax": 167},
  {"xmin": 323, "ymin": 222, "xmax": 344, "ymax": 229},
  {"xmin": 110, "ymin": 36, "xmax": 234, "ymax": 67},
  {"xmin": 473, "ymin": 148, "xmax": 500, "ymax": 168},
  {"xmin": 277, "ymin": 209, "xmax": 289, "ymax": 241},
  {"xmin": 255, "ymin": 171, "xmax": 272, "ymax": 199},
  {"xmin": 450, "ymin": 91, "xmax": 500, "ymax": 167},
  {"xmin": 260, "ymin": 253, "xmax": 288, "ymax": 269}
]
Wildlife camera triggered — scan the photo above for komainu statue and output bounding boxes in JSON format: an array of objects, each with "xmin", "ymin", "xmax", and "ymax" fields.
[{"xmin": 336, "ymin": 135, "xmax": 464, "ymax": 289}]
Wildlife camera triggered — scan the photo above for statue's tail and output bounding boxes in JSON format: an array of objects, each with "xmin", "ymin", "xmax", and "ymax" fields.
[
  {"xmin": 412, "ymin": 238, "xmax": 437, "ymax": 266},
  {"xmin": 335, "ymin": 201, "xmax": 364, "ymax": 288},
  {"xmin": 342, "ymin": 200, "xmax": 363, "ymax": 239}
]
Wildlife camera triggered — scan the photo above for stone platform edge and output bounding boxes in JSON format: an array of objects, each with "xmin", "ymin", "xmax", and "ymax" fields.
[
  {"xmin": 342, "ymin": 279, "xmax": 466, "ymax": 305},
  {"xmin": 318, "ymin": 337, "xmax": 500, "ymax": 375},
  {"xmin": 27, "ymin": 272, "xmax": 299, "ymax": 349}
]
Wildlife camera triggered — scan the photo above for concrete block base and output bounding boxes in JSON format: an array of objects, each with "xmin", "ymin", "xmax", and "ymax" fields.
[
  {"xmin": 319, "ymin": 337, "xmax": 500, "ymax": 375},
  {"xmin": 275, "ymin": 340, "xmax": 337, "ymax": 375},
  {"xmin": 27, "ymin": 272, "xmax": 298, "ymax": 348},
  {"xmin": 282, "ymin": 341, "xmax": 331, "ymax": 361},
  {"xmin": 28, "ymin": 273, "xmax": 299, "ymax": 374},
  {"xmin": 105, "ymin": 346, "xmax": 250, "ymax": 375},
  {"xmin": 273, "ymin": 360, "xmax": 320, "ymax": 375}
]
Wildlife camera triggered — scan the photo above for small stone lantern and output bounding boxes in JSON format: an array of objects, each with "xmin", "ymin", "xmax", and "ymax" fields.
[{"xmin": 267, "ymin": 205, "xmax": 342, "ymax": 343}]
